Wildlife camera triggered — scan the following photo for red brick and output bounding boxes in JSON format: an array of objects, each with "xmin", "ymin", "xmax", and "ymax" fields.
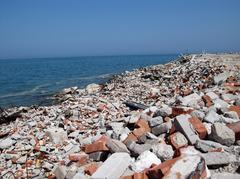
[
  {"xmin": 146, "ymin": 157, "xmax": 180, "ymax": 178},
  {"xmin": 122, "ymin": 172, "xmax": 149, "ymax": 179},
  {"xmin": 227, "ymin": 121, "xmax": 240, "ymax": 140},
  {"xmin": 135, "ymin": 119, "xmax": 150, "ymax": 133},
  {"xmin": 202, "ymin": 95, "xmax": 213, "ymax": 107},
  {"xmin": 133, "ymin": 128, "xmax": 147, "ymax": 139},
  {"xmin": 84, "ymin": 136, "xmax": 109, "ymax": 154},
  {"xmin": 69, "ymin": 153, "xmax": 88, "ymax": 165},
  {"xmin": 229, "ymin": 106, "xmax": 240, "ymax": 117},
  {"xmin": 84, "ymin": 163, "xmax": 99, "ymax": 176},
  {"xmin": 171, "ymin": 107, "xmax": 193, "ymax": 117},
  {"xmin": 188, "ymin": 117, "xmax": 207, "ymax": 139},
  {"xmin": 123, "ymin": 133, "xmax": 138, "ymax": 144},
  {"xmin": 182, "ymin": 88, "xmax": 192, "ymax": 96}
]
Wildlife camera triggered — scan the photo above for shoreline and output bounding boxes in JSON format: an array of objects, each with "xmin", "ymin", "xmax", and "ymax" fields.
[{"xmin": 0, "ymin": 53, "xmax": 240, "ymax": 178}]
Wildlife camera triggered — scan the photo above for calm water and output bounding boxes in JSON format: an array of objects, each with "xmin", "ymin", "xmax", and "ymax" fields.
[{"xmin": 0, "ymin": 54, "xmax": 177, "ymax": 107}]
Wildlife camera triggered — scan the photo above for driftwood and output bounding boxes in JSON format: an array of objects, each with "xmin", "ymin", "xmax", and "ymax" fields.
[{"xmin": 123, "ymin": 101, "xmax": 148, "ymax": 110}]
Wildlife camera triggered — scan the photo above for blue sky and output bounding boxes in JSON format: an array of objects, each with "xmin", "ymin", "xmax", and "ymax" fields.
[{"xmin": 0, "ymin": 0, "xmax": 240, "ymax": 59}]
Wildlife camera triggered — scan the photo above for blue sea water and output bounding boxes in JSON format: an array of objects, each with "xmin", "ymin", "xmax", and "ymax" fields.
[{"xmin": 0, "ymin": 54, "xmax": 178, "ymax": 108}]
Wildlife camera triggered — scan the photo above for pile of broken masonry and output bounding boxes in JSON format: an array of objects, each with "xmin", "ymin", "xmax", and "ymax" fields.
[{"xmin": 0, "ymin": 54, "xmax": 240, "ymax": 179}]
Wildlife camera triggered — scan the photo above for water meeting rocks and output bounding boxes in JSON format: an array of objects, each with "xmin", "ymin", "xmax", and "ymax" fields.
[{"xmin": 0, "ymin": 54, "xmax": 240, "ymax": 178}]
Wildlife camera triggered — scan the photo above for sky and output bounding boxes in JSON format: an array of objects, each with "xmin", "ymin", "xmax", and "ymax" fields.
[{"xmin": 0, "ymin": 0, "xmax": 240, "ymax": 59}]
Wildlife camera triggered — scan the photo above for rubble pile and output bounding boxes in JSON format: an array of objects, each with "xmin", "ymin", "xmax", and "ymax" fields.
[{"xmin": 0, "ymin": 54, "xmax": 240, "ymax": 179}]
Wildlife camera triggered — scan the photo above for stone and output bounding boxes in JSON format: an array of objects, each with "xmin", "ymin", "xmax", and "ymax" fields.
[
  {"xmin": 46, "ymin": 127, "xmax": 68, "ymax": 144},
  {"xmin": 169, "ymin": 132, "xmax": 188, "ymax": 149},
  {"xmin": 195, "ymin": 139, "xmax": 227, "ymax": 153},
  {"xmin": 204, "ymin": 110, "xmax": 221, "ymax": 123},
  {"xmin": 206, "ymin": 91, "xmax": 219, "ymax": 100},
  {"xmin": 151, "ymin": 143, "xmax": 174, "ymax": 161},
  {"xmin": 214, "ymin": 72, "xmax": 230, "ymax": 85},
  {"xmin": 131, "ymin": 151, "xmax": 161, "ymax": 172},
  {"xmin": 91, "ymin": 153, "xmax": 131, "ymax": 179},
  {"xmin": 148, "ymin": 116, "xmax": 163, "ymax": 127},
  {"xmin": 53, "ymin": 165, "xmax": 67, "ymax": 179},
  {"xmin": 164, "ymin": 155, "xmax": 207, "ymax": 179},
  {"xmin": 190, "ymin": 110, "xmax": 205, "ymax": 120},
  {"xmin": 126, "ymin": 141, "xmax": 152, "ymax": 156},
  {"xmin": 151, "ymin": 121, "xmax": 172, "ymax": 136},
  {"xmin": 106, "ymin": 139, "xmax": 129, "ymax": 153},
  {"xmin": 224, "ymin": 111, "xmax": 239, "ymax": 120},
  {"xmin": 73, "ymin": 172, "xmax": 89, "ymax": 179},
  {"xmin": 89, "ymin": 151, "xmax": 109, "ymax": 162},
  {"xmin": 158, "ymin": 104, "xmax": 172, "ymax": 117},
  {"xmin": 211, "ymin": 173, "xmax": 240, "ymax": 179},
  {"xmin": 179, "ymin": 93, "xmax": 202, "ymax": 107},
  {"xmin": 86, "ymin": 83, "xmax": 101, "ymax": 94},
  {"xmin": 0, "ymin": 138, "xmax": 16, "ymax": 149},
  {"xmin": 129, "ymin": 112, "xmax": 141, "ymax": 124},
  {"xmin": 210, "ymin": 123, "xmax": 235, "ymax": 146},
  {"xmin": 174, "ymin": 114, "xmax": 200, "ymax": 145},
  {"xmin": 214, "ymin": 98, "xmax": 230, "ymax": 111},
  {"xmin": 201, "ymin": 152, "xmax": 237, "ymax": 166}
]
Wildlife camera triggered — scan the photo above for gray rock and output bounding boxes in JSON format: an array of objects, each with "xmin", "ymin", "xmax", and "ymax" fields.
[
  {"xmin": 158, "ymin": 104, "xmax": 172, "ymax": 117},
  {"xmin": 106, "ymin": 139, "xmax": 129, "ymax": 153},
  {"xmin": 174, "ymin": 114, "xmax": 199, "ymax": 145},
  {"xmin": 214, "ymin": 72, "xmax": 229, "ymax": 85},
  {"xmin": 210, "ymin": 123, "xmax": 235, "ymax": 146},
  {"xmin": 224, "ymin": 111, "xmax": 239, "ymax": 120},
  {"xmin": 151, "ymin": 121, "xmax": 172, "ymax": 136},
  {"xmin": 89, "ymin": 151, "xmax": 109, "ymax": 162},
  {"xmin": 46, "ymin": 127, "xmax": 68, "ymax": 144},
  {"xmin": 211, "ymin": 173, "xmax": 240, "ymax": 179},
  {"xmin": 195, "ymin": 139, "xmax": 227, "ymax": 153},
  {"xmin": 213, "ymin": 98, "xmax": 230, "ymax": 111},
  {"xmin": 126, "ymin": 141, "xmax": 152, "ymax": 156},
  {"xmin": 206, "ymin": 92, "xmax": 219, "ymax": 100},
  {"xmin": 148, "ymin": 116, "xmax": 163, "ymax": 127},
  {"xmin": 53, "ymin": 166, "xmax": 67, "ymax": 179},
  {"xmin": 0, "ymin": 138, "xmax": 16, "ymax": 149},
  {"xmin": 204, "ymin": 110, "xmax": 221, "ymax": 123},
  {"xmin": 190, "ymin": 110, "xmax": 205, "ymax": 120},
  {"xmin": 179, "ymin": 93, "xmax": 202, "ymax": 107},
  {"xmin": 86, "ymin": 83, "xmax": 101, "ymax": 94},
  {"xmin": 201, "ymin": 152, "xmax": 237, "ymax": 166},
  {"xmin": 91, "ymin": 153, "xmax": 131, "ymax": 179},
  {"xmin": 73, "ymin": 172, "xmax": 89, "ymax": 179},
  {"xmin": 151, "ymin": 143, "xmax": 174, "ymax": 161}
]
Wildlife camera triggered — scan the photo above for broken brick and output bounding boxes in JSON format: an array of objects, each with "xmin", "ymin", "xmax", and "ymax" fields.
[
  {"xmin": 188, "ymin": 117, "xmax": 207, "ymax": 139},
  {"xmin": 229, "ymin": 106, "xmax": 240, "ymax": 117},
  {"xmin": 135, "ymin": 119, "xmax": 151, "ymax": 133},
  {"xmin": 84, "ymin": 163, "xmax": 99, "ymax": 176},
  {"xmin": 69, "ymin": 153, "xmax": 88, "ymax": 165},
  {"xmin": 227, "ymin": 121, "xmax": 240, "ymax": 140},
  {"xmin": 202, "ymin": 95, "xmax": 213, "ymax": 107}
]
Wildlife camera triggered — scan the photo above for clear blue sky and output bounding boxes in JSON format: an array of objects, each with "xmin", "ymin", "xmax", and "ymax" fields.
[{"xmin": 0, "ymin": 0, "xmax": 240, "ymax": 59}]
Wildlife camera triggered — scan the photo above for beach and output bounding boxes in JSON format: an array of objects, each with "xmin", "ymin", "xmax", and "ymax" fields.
[{"xmin": 0, "ymin": 53, "xmax": 240, "ymax": 178}]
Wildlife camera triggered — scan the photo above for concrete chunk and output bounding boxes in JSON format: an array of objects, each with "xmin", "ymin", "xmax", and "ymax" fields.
[
  {"xmin": 201, "ymin": 152, "xmax": 237, "ymax": 166},
  {"xmin": 174, "ymin": 114, "xmax": 199, "ymax": 145},
  {"xmin": 46, "ymin": 127, "xmax": 68, "ymax": 144},
  {"xmin": 91, "ymin": 152, "xmax": 131, "ymax": 179}
]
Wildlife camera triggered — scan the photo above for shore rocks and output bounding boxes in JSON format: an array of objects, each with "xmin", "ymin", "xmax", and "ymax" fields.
[{"xmin": 0, "ymin": 54, "xmax": 240, "ymax": 178}]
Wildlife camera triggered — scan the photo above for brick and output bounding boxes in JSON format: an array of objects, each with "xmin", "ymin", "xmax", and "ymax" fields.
[
  {"xmin": 91, "ymin": 153, "xmax": 131, "ymax": 179},
  {"xmin": 229, "ymin": 105, "xmax": 240, "ymax": 117},
  {"xmin": 123, "ymin": 133, "xmax": 138, "ymax": 144},
  {"xmin": 146, "ymin": 157, "xmax": 180, "ymax": 178},
  {"xmin": 84, "ymin": 163, "xmax": 99, "ymax": 176},
  {"xmin": 227, "ymin": 121, "xmax": 240, "ymax": 140},
  {"xmin": 202, "ymin": 95, "xmax": 213, "ymax": 107},
  {"xmin": 84, "ymin": 137, "xmax": 109, "ymax": 154},
  {"xmin": 188, "ymin": 117, "xmax": 207, "ymax": 139},
  {"xmin": 171, "ymin": 107, "xmax": 193, "ymax": 117},
  {"xmin": 69, "ymin": 153, "xmax": 88, "ymax": 165},
  {"xmin": 135, "ymin": 119, "xmax": 151, "ymax": 132},
  {"xmin": 122, "ymin": 172, "xmax": 149, "ymax": 179},
  {"xmin": 133, "ymin": 128, "xmax": 146, "ymax": 138}
]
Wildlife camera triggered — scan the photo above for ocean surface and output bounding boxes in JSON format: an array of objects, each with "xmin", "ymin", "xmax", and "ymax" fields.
[{"xmin": 0, "ymin": 54, "xmax": 178, "ymax": 108}]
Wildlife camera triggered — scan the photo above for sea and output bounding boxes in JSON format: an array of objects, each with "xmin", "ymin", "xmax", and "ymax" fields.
[{"xmin": 0, "ymin": 54, "xmax": 178, "ymax": 108}]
